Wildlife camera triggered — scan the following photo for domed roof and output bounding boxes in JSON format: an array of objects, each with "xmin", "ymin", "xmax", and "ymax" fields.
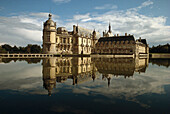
[{"xmin": 44, "ymin": 14, "xmax": 55, "ymax": 26}]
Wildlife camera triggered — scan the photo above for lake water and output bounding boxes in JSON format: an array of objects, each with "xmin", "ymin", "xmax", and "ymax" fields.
[{"xmin": 0, "ymin": 57, "xmax": 170, "ymax": 114}]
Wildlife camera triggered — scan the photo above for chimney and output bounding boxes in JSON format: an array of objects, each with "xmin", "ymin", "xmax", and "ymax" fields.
[
  {"xmin": 103, "ymin": 31, "xmax": 105, "ymax": 37},
  {"xmin": 114, "ymin": 34, "xmax": 116, "ymax": 37},
  {"xmin": 125, "ymin": 33, "xmax": 127, "ymax": 36},
  {"xmin": 129, "ymin": 34, "xmax": 130, "ymax": 36},
  {"xmin": 117, "ymin": 34, "xmax": 119, "ymax": 36}
]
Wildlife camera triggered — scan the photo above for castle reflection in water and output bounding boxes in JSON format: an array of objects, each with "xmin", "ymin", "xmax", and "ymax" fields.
[{"xmin": 42, "ymin": 57, "xmax": 148, "ymax": 96}]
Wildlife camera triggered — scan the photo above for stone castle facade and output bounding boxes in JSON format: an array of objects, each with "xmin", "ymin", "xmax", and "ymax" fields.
[
  {"xmin": 43, "ymin": 14, "xmax": 149, "ymax": 56},
  {"xmin": 43, "ymin": 14, "xmax": 99, "ymax": 55},
  {"xmin": 42, "ymin": 57, "xmax": 149, "ymax": 95}
]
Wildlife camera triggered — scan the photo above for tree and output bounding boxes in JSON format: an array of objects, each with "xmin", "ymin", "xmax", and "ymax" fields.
[
  {"xmin": 0, "ymin": 46, "xmax": 7, "ymax": 53},
  {"xmin": 31, "ymin": 45, "xmax": 41, "ymax": 53},
  {"xmin": 0, "ymin": 44, "xmax": 42, "ymax": 54},
  {"xmin": 150, "ymin": 43, "xmax": 170, "ymax": 53},
  {"xmin": 1, "ymin": 44, "xmax": 12, "ymax": 52},
  {"xmin": 12, "ymin": 45, "xmax": 19, "ymax": 53}
]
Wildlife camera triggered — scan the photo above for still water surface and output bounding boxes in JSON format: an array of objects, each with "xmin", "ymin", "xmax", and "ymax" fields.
[{"xmin": 0, "ymin": 57, "xmax": 170, "ymax": 114}]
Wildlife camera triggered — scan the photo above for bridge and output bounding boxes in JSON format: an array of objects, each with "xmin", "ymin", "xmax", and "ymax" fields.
[{"xmin": 0, "ymin": 53, "xmax": 54, "ymax": 58}]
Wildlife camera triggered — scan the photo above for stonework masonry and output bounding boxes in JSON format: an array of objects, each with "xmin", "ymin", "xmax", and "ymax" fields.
[
  {"xmin": 42, "ymin": 57, "xmax": 149, "ymax": 95},
  {"xmin": 43, "ymin": 14, "xmax": 149, "ymax": 56}
]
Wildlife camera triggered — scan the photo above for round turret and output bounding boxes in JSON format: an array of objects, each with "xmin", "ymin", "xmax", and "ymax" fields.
[{"xmin": 43, "ymin": 14, "xmax": 57, "ymax": 54}]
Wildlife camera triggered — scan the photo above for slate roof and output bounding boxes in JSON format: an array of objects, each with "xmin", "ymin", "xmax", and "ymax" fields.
[
  {"xmin": 136, "ymin": 39, "xmax": 147, "ymax": 45},
  {"xmin": 98, "ymin": 35, "xmax": 135, "ymax": 42},
  {"xmin": 77, "ymin": 26, "xmax": 101, "ymax": 39},
  {"xmin": 140, "ymin": 39, "xmax": 147, "ymax": 44}
]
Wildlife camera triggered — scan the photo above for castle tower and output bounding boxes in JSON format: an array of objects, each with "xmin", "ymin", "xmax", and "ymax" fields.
[
  {"xmin": 92, "ymin": 29, "xmax": 98, "ymax": 53},
  {"xmin": 107, "ymin": 23, "xmax": 113, "ymax": 37},
  {"xmin": 43, "ymin": 14, "xmax": 56, "ymax": 54},
  {"xmin": 42, "ymin": 58, "xmax": 56, "ymax": 96}
]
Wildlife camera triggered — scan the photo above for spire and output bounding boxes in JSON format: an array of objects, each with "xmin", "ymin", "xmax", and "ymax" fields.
[
  {"xmin": 108, "ymin": 22, "xmax": 111, "ymax": 33},
  {"xmin": 93, "ymin": 29, "xmax": 96, "ymax": 34},
  {"xmin": 93, "ymin": 29, "xmax": 96, "ymax": 39}
]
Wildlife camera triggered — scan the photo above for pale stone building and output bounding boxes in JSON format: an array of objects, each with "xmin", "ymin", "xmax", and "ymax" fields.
[
  {"xmin": 43, "ymin": 14, "xmax": 148, "ymax": 56},
  {"xmin": 42, "ymin": 57, "xmax": 148, "ymax": 95},
  {"xmin": 43, "ymin": 14, "xmax": 57, "ymax": 54},
  {"xmin": 42, "ymin": 14, "xmax": 100, "ymax": 55},
  {"xmin": 42, "ymin": 57, "xmax": 95, "ymax": 95},
  {"xmin": 94, "ymin": 24, "xmax": 149, "ymax": 56}
]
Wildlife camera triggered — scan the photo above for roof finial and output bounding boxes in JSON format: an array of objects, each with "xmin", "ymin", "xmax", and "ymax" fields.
[{"xmin": 49, "ymin": 13, "xmax": 52, "ymax": 19}]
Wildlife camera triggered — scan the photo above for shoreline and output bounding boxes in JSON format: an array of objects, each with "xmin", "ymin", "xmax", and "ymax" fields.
[
  {"xmin": 149, "ymin": 53, "xmax": 170, "ymax": 58},
  {"xmin": 1, "ymin": 53, "xmax": 170, "ymax": 58}
]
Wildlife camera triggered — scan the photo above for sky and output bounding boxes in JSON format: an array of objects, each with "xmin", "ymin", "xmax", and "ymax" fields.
[{"xmin": 0, "ymin": 0, "xmax": 170, "ymax": 46}]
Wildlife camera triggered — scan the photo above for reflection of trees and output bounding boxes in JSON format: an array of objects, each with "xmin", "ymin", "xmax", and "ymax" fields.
[
  {"xmin": 1, "ymin": 58, "xmax": 13, "ymax": 63},
  {"xmin": 1, "ymin": 58, "xmax": 41, "ymax": 64},
  {"xmin": 149, "ymin": 58, "xmax": 170, "ymax": 68}
]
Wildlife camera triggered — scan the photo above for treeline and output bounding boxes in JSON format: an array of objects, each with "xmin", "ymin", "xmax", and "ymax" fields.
[
  {"xmin": 0, "ymin": 44, "xmax": 42, "ymax": 53},
  {"xmin": 149, "ymin": 43, "xmax": 170, "ymax": 53}
]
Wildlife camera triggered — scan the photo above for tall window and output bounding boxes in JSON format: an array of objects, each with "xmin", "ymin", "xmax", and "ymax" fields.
[
  {"xmin": 48, "ymin": 38, "xmax": 50, "ymax": 42},
  {"xmin": 68, "ymin": 38, "xmax": 70, "ymax": 43},
  {"xmin": 48, "ymin": 45, "xmax": 50, "ymax": 51},
  {"xmin": 46, "ymin": 32, "xmax": 50, "ymax": 42},
  {"xmin": 63, "ymin": 38, "xmax": 66, "ymax": 43}
]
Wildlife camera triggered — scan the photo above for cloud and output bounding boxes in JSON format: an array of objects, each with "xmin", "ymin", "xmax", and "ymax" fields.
[
  {"xmin": 52, "ymin": 0, "xmax": 71, "ymax": 3},
  {"xmin": 29, "ymin": 12, "xmax": 60, "ymax": 19},
  {"xmin": 0, "ymin": 12, "xmax": 60, "ymax": 46},
  {"xmin": 73, "ymin": 13, "xmax": 91, "ymax": 21},
  {"xmin": 94, "ymin": 4, "xmax": 117, "ymax": 10},
  {"xmin": 141, "ymin": 0, "xmax": 153, "ymax": 7},
  {"xmin": 0, "ymin": 0, "xmax": 169, "ymax": 46},
  {"xmin": 128, "ymin": 0, "xmax": 153, "ymax": 12},
  {"xmin": 65, "ymin": 0, "xmax": 170, "ymax": 46}
]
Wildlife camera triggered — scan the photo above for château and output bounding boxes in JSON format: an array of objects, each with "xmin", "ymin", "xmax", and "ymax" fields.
[{"xmin": 43, "ymin": 14, "xmax": 149, "ymax": 57}]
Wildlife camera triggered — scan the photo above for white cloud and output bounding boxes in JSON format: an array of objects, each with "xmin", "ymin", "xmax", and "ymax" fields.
[
  {"xmin": 128, "ymin": 0, "xmax": 153, "ymax": 12},
  {"xmin": 30, "ymin": 12, "xmax": 60, "ymax": 19},
  {"xmin": 71, "ymin": 13, "xmax": 93, "ymax": 22},
  {"xmin": 94, "ymin": 4, "xmax": 117, "ymax": 10},
  {"xmin": 0, "ymin": 12, "xmax": 59, "ymax": 46},
  {"xmin": 52, "ymin": 0, "xmax": 71, "ymax": 3},
  {"xmin": 0, "ymin": 0, "xmax": 169, "ymax": 46},
  {"xmin": 141, "ymin": 0, "xmax": 153, "ymax": 7},
  {"xmin": 65, "ymin": 0, "xmax": 169, "ymax": 46}
]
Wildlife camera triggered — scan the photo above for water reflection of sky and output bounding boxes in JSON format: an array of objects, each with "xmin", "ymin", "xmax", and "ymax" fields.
[{"xmin": 0, "ymin": 58, "xmax": 170, "ymax": 113}]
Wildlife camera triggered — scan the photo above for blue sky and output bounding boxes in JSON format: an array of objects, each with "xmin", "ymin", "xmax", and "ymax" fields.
[{"xmin": 0, "ymin": 0, "xmax": 170, "ymax": 46}]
